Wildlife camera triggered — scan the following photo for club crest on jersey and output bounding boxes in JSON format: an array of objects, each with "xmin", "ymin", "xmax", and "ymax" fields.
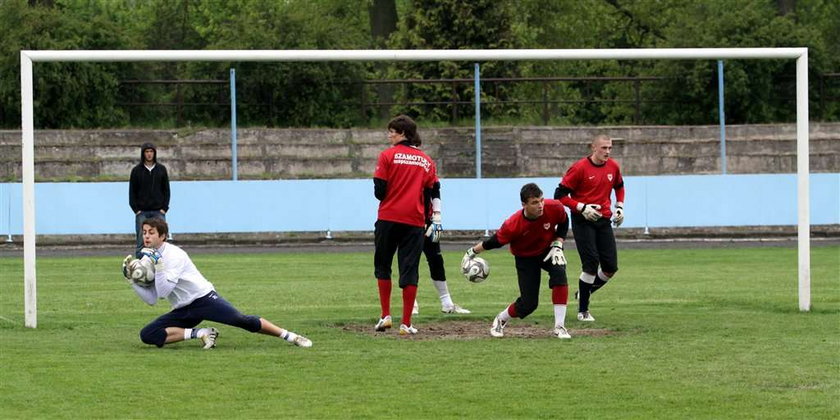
[
  {"xmin": 543, "ymin": 223, "xmax": 551, "ymax": 230},
  {"xmin": 607, "ymin": 173, "xmax": 613, "ymax": 182}
]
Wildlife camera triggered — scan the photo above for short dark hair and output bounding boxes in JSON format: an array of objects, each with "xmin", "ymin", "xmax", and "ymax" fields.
[
  {"xmin": 142, "ymin": 217, "xmax": 169, "ymax": 238},
  {"xmin": 520, "ymin": 183, "xmax": 543, "ymax": 203},
  {"xmin": 387, "ymin": 115, "xmax": 421, "ymax": 146}
]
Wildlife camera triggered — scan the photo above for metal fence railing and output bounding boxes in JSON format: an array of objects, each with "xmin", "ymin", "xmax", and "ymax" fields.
[{"xmin": 117, "ymin": 73, "xmax": 840, "ymax": 126}]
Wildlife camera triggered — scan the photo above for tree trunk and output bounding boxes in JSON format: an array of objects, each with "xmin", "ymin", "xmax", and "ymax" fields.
[
  {"xmin": 776, "ymin": 0, "xmax": 795, "ymax": 15},
  {"xmin": 368, "ymin": 0, "xmax": 399, "ymax": 120},
  {"xmin": 369, "ymin": 0, "xmax": 398, "ymax": 46}
]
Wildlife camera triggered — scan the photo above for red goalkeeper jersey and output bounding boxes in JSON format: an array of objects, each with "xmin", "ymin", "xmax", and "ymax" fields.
[
  {"xmin": 374, "ymin": 143, "xmax": 437, "ymax": 227},
  {"xmin": 495, "ymin": 199, "xmax": 568, "ymax": 258},
  {"xmin": 558, "ymin": 157, "xmax": 624, "ymax": 218}
]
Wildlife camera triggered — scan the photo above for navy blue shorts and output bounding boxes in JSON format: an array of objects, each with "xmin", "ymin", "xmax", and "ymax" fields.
[{"xmin": 140, "ymin": 291, "xmax": 262, "ymax": 347}]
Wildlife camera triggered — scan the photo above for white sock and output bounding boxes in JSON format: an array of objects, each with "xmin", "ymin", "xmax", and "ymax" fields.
[
  {"xmin": 432, "ymin": 280, "xmax": 453, "ymax": 307},
  {"xmin": 497, "ymin": 307, "xmax": 512, "ymax": 323},
  {"xmin": 597, "ymin": 268, "xmax": 612, "ymax": 281},
  {"xmin": 281, "ymin": 330, "xmax": 299, "ymax": 343},
  {"xmin": 554, "ymin": 304, "xmax": 567, "ymax": 328}
]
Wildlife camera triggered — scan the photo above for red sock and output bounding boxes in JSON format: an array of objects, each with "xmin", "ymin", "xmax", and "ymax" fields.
[
  {"xmin": 552, "ymin": 285, "xmax": 569, "ymax": 305},
  {"xmin": 377, "ymin": 279, "xmax": 392, "ymax": 318},
  {"xmin": 506, "ymin": 303, "xmax": 518, "ymax": 318},
  {"xmin": 402, "ymin": 284, "xmax": 418, "ymax": 326}
]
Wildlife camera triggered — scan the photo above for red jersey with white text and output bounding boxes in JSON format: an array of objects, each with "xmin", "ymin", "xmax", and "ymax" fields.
[
  {"xmin": 495, "ymin": 199, "xmax": 568, "ymax": 258},
  {"xmin": 374, "ymin": 143, "xmax": 437, "ymax": 227},
  {"xmin": 559, "ymin": 157, "xmax": 623, "ymax": 219}
]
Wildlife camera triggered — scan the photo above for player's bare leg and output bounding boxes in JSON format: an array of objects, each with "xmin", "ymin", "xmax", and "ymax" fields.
[{"xmin": 258, "ymin": 318, "xmax": 312, "ymax": 348}]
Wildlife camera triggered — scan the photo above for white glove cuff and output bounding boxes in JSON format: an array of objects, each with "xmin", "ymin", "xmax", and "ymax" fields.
[
  {"xmin": 616, "ymin": 201, "xmax": 624, "ymax": 209},
  {"xmin": 431, "ymin": 198, "xmax": 441, "ymax": 213}
]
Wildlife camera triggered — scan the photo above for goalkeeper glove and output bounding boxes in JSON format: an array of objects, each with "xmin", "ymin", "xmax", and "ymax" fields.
[
  {"xmin": 461, "ymin": 247, "xmax": 477, "ymax": 274},
  {"xmin": 543, "ymin": 240, "xmax": 567, "ymax": 266},
  {"xmin": 425, "ymin": 211, "xmax": 443, "ymax": 243},
  {"xmin": 613, "ymin": 202, "xmax": 624, "ymax": 227},
  {"xmin": 121, "ymin": 255, "xmax": 136, "ymax": 284},
  {"xmin": 139, "ymin": 247, "xmax": 160, "ymax": 263},
  {"xmin": 139, "ymin": 247, "xmax": 164, "ymax": 272},
  {"xmin": 578, "ymin": 203, "xmax": 603, "ymax": 222}
]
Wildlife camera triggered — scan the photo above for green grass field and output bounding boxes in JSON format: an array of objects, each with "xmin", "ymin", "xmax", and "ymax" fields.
[{"xmin": 1, "ymin": 245, "xmax": 838, "ymax": 419}]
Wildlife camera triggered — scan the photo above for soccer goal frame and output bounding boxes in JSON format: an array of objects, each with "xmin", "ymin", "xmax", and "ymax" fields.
[{"xmin": 19, "ymin": 48, "xmax": 811, "ymax": 328}]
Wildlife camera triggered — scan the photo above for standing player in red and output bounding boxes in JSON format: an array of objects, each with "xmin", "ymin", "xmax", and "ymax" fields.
[
  {"xmin": 373, "ymin": 115, "xmax": 438, "ymax": 335},
  {"xmin": 461, "ymin": 183, "xmax": 572, "ymax": 339},
  {"xmin": 554, "ymin": 134, "xmax": 625, "ymax": 323}
]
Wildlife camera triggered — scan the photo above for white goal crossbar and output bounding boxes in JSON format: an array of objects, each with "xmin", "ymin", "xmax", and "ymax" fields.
[{"xmin": 19, "ymin": 48, "xmax": 811, "ymax": 327}]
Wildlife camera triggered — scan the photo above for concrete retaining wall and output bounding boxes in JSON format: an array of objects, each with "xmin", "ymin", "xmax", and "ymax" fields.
[{"xmin": 1, "ymin": 123, "xmax": 838, "ymax": 181}]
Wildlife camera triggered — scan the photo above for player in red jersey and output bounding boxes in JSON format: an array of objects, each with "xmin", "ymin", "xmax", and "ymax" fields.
[
  {"xmin": 461, "ymin": 183, "xmax": 572, "ymax": 339},
  {"xmin": 554, "ymin": 134, "xmax": 625, "ymax": 323},
  {"xmin": 372, "ymin": 115, "xmax": 438, "ymax": 335}
]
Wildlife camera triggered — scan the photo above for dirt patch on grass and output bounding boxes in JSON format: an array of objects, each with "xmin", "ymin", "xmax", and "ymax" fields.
[{"xmin": 341, "ymin": 320, "xmax": 616, "ymax": 340}]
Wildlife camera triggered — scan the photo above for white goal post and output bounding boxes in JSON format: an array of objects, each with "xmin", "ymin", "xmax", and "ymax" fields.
[{"xmin": 19, "ymin": 48, "xmax": 811, "ymax": 327}]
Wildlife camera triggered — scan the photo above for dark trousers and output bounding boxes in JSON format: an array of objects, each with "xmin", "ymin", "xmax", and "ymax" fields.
[
  {"xmin": 374, "ymin": 220, "xmax": 424, "ymax": 288},
  {"xmin": 570, "ymin": 213, "xmax": 618, "ymax": 274},
  {"xmin": 422, "ymin": 234, "xmax": 446, "ymax": 281},
  {"xmin": 511, "ymin": 253, "xmax": 567, "ymax": 319},
  {"xmin": 139, "ymin": 291, "xmax": 261, "ymax": 347}
]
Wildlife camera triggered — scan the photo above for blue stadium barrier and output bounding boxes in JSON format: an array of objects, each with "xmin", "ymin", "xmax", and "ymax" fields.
[{"xmin": 0, "ymin": 173, "xmax": 837, "ymax": 235}]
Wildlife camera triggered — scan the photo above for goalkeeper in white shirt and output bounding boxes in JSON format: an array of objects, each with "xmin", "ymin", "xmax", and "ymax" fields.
[{"xmin": 122, "ymin": 218, "xmax": 312, "ymax": 349}]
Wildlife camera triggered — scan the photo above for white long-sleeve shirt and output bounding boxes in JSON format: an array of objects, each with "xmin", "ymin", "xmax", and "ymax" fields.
[{"xmin": 132, "ymin": 242, "xmax": 214, "ymax": 309}]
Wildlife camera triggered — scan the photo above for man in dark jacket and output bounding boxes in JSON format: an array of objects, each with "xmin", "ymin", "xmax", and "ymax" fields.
[{"xmin": 129, "ymin": 142, "xmax": 170, "ymax": 257}]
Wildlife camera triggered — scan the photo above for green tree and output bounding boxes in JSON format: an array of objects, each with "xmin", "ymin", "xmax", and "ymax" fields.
[
  {"xmin": 386, "ymin": 0, "xmax": 521, "ymax": 122},
  {"xmin": 0, "ymin": 0, "xmax": 133, "ymax": 128},
  {"xmin": 190, "ymin": 0, "xmax": 371, "ymax": 127}
]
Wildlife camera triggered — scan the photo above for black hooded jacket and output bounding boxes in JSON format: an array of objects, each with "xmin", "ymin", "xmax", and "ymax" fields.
[{"xmin": 129, "ymin": 142, "xmax": 170, "ymax": 213}]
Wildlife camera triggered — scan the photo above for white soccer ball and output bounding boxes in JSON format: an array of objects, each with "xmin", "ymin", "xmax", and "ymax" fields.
[
  {"xmin": 131, "ymin": 256, "xmax": 156, "ymax": 287},
  {"xmin": 463, "ymin": 257, "xmax": 490, "ymax": 283}
]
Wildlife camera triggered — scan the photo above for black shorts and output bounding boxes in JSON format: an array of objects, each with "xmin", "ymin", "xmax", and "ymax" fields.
[
  {"xmin": 422, "ymin": 233, "xmax": 446, "ymax": 281},
  {"xmin": 374, "ymin": 219, "xmax": 425, "ymax": 288},
  {"xmin": 511, "ymin": 253, "xmax": 567, "ymax": 318},
  {"xmin": 570, "ymin": 213, "xmax": 618, "ymax": 274}
]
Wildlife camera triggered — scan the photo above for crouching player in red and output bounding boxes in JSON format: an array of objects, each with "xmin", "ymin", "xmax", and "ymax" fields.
[
  {"xmin": 461, "ymin": 183, "xmax": 572, "ymax": 339},
  {"xmin": 122, "ymin": 218, "xmax": 312, "ymax": 349}
]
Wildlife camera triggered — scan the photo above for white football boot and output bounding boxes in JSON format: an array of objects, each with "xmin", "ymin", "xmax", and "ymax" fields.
[
  {"xmin": 577, "ymin": 311, "xmax": 595, "ymax": 322},
  {"xmin": 199, "ymin": 327, "xmax": 219, "ymax": 349},
  {"xmin": 292, "ymin": 334, "xmax": 313, "ymax": 348},
  {"xmin": 399, "ymin": 324, "xmax": 418, "ymax": 335},
  {"xmin": 374, "ymin": 315, "xmax": 392, "ymax": 332},
  {"xmin": 490, "ymin": 316, "xmax": 507, "ymax": 338},
  {"xmin": 553, "ymin": 326, "xmax": 571, "ymax": 339},
  {"xmin": 441, "ymin": 303, "xmax": 471, "ymax": 314}
]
